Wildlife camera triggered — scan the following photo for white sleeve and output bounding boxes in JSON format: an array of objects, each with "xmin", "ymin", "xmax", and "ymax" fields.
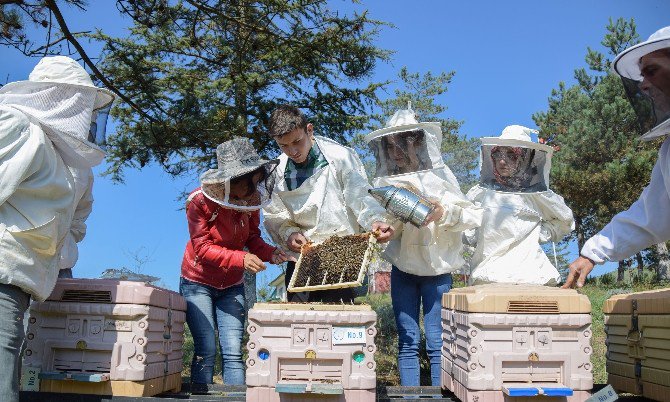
[
  {"xmin": 69, "ymin": 170, "xmax": 94, "ymax": 243},
  {"xmin": 581, "ymin": 139, "xmax": 670, "ymax": 263},
  {"xmin": 262, "ymin": 191, "xmax": 301, "ymax": 248},
  {"xmin": 338, "ymin": 148, "xmax": 390, "ymax": 229},
  {"xmin": 436, "ymin": 170, "xmax": 483, "ymax": 232},
  {"xmin": 461, "ymin": 185, "xmax": 486, "ymax": 245},
  {"xmin": 535, "ymin": 191, "xmax": 575, "ymax": 243}
]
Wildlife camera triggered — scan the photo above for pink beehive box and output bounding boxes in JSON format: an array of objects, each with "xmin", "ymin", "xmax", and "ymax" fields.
[
  {"xmin": 441, "ymin": 284, "xmax": 593, "ymax": 402},
  {"xmin": 245, "ymin": 303, "xmax": 377, "ymax": 402},
  {"xmin": 21, "ymin": 279, "xmax": 186, "ymax": 395}
]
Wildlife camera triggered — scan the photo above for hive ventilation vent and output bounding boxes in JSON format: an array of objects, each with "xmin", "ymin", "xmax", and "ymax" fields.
[
  {"xmin": 61, "ymin": 290, "xmax": 112, "ymax": 303},
  {"xmin": 507, "ymin": 300, "xmax": 559, "ymax": 314}
]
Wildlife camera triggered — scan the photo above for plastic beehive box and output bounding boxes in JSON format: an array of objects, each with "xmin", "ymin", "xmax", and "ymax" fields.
[
  {"xmin": 288, "ymin": 233, "xmax": 377, "ymax": 293},
  {"xmin": 245, "ymin": 303, "xmax": 377, "ymax": 402},
  {"xmin": 22, "ymin": 279, "xmax": 186, "ymax": 396},
  {"xmin": 441, "ymin": 284, "xmax": 592, "ymax": 402},
  {"xmin": 603, "ymin": 288, "xmax": 670, "ymax": 401}
]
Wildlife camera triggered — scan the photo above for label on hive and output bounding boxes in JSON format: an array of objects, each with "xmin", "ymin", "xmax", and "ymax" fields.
[
  {"xmin": 20, "ymin": 367, "xmax": 40, "ymax": 391},
  {"xmin": 585, "ymin": 384, "xmax": 618, "ymax": 402},
  {"xmin": 105, "ymin": 320, "xmax": 133, "ymax": 331},
  {"xmin": 332, "ymin": 326, "xmax": 366, "ymax": 345}
]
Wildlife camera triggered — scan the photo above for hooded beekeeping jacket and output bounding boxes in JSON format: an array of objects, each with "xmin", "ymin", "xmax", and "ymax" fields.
[
  {"xmin": 466, "ymin": 125, "xmax": 574, "ymax": 285},
  {"xmin": 365, "ymin": 109, "xmax": 483, "ymax": 276},
  {"xmin": 263, "ymin": 136, "xmax": 388, "ymax": 258},
  {"xmin": 0, "ymin": 105, "xmax": 74, "ymax": 301},
  {"xmin": 0, "ymin": 56, "xmax": 111, "ymax": 300}
]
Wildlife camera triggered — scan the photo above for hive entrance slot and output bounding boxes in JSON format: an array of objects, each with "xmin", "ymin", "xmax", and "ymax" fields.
[{"xmin": 507, "ymin": 301, "xmax": 559, "ymax": 314}]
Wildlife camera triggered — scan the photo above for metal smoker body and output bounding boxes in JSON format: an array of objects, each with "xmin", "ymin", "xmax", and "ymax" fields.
[{"xmin": 369, "ymin": 185, "xmax": 435, "ymax": 227}]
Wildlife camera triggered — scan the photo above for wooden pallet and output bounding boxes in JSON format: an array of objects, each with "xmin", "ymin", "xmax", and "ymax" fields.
[{"xmin": 37, "ymin": 372, "xmax": 181, "ymax": 397}]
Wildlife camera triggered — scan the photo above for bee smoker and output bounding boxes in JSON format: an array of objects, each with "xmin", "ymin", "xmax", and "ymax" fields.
[{"xmin": 368, "ymin": 185, "xmax": 435, "ymax": 227}]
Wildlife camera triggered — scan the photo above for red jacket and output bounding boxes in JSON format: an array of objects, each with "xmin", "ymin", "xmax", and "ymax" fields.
[{"xmin": 181, "ymin": 189, "xmax": 276, "ymax": 289}]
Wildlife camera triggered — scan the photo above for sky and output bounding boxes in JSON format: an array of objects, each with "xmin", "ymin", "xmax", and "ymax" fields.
[{"xmin": 2, "ymin": 0, "xmax": 669, "ymax": 291}]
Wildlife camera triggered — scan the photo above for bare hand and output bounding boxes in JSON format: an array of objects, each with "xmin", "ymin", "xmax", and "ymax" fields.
[
  {"xmin": 287, "ymin": 232, "xmax": 308, "ymax": 253},
  {"xmin": 562, "ymin": 256, "xmax": 595, "ymax": 288},
  {"xmin": 372, "ymin": 221, "xmax": 394, "ymax": 243},
  {"xmin": 244, "ymin": 253, "xmax": 266, "ymax": 273},
  {"xmin": 422, "ymin": 202, "xmax": 444, "ymax": 226},
  {"xmin": 271, "ymin": 248, "xmax": 296, "ymax": 264}
]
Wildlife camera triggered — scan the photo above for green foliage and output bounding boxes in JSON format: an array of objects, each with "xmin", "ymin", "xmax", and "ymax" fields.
[
  {"xmin": 0, "ymin": 0, "xmax": 88, "ymax": 56},
  {"xmin": 89, "ymin": 0, "xmax": 391, "ymax": 181},
  {"xmin": 533, "ymin": 18, "xmax": 659, "ymax": 253}
]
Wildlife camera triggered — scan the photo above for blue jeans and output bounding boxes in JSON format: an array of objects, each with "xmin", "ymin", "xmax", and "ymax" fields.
[
  {"xmin": 391, "ymin": 266, "xmax": 452, "ymax": 386},
  {"xmin": 0, "ymin": 284, "xmax": 30, "ymax": 402},
  {"xmin": 180, "ymin": 278, "xmax": 246, "ymax": 385}
]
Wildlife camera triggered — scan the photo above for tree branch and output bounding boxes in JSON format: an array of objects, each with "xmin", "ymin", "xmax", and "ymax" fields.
[{"xmin": 45, "ymin": 0, "xmax": 157, "ymax": 124}]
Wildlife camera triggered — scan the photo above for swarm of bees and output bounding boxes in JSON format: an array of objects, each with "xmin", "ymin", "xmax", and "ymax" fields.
[{"xmin": 289, "ymin": 233, "xmax": 375, "ymax": 291}]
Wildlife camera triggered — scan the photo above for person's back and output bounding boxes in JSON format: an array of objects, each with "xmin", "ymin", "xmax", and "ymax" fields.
[
  {"xmin": 0, "ymin": 55, "xmax": 114, "ymax": 402},
  {"xmin": 0, "ymin": 104, "xmax": 74, "ymax": 295}
]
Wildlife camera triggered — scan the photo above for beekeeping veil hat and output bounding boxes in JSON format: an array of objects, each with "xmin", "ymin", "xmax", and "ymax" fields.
[
  {"xmin": 479, "ymin": 125, "xmax": 553, "ymax": 193},
  {"xmin": 200, "ymin": 137, "xmax": 279, "ymax": 211},
  {"xmin": 0, "ymin": 56, "xmax": 115, "ymax": 168},
  {"xmin": 612, "ymin": 26, "xmax": 670, "ymax": 141},
  {"xmin": 364, "ymin": 102, "xmax": 444, "ymax": 178}
]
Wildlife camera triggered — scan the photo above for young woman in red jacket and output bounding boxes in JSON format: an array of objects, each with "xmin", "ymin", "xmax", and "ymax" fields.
[{"xmin": 180, "ymin": 137, "xmax": 291, "ymax": 392}]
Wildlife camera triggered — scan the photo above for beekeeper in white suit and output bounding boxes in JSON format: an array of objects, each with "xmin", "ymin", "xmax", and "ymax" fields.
[
  {"xmin": 565, "ymin": 26, "xmax": 670, "ymax": 288},
  {"xmin": 263, "ymin": 105, "xmax": 394, "ymax": 303},
  {"xmin": 0, "ymin": 56, "xmax": 113, "ymax": 400},
  {"xmin": 465, "ymin": 125, "xmax": 574, "ymax": 286},
  {"xmin": 364, "ymin": 106, "xmax": 482, "ymax": 387}
]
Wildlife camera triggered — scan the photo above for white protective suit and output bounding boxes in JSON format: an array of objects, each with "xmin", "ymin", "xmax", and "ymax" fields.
[
  {"xmin": 466, "ymin": 125, "xmax": 574, "ymax": 285},
  {"xmin": 580, "ymin": 27, "xmax": 670, "ymax": 263},
  {"xmin": 365, "ymin": 109, "xmax": 482, "ymax": 276},
  {"xmin": 59, "ymin": 167, "xmax": 95, "ymax": 271},
  {"xmin": 0, "ymin": 105, "xmax": 74, "ymax": 301},
  {"xmin": 0, "ymin": 56, "xmax": 114, "ymax": 300},
  {"xmin": 582, "ymin": 137, "xmax": 670, "ymax": 263},
  {"xmin": 263, "ymin": 135, "xmax": 388, "ymax": 258}
]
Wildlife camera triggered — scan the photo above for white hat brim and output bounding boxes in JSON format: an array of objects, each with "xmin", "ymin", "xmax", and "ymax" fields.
[
  {"xmin": 480, "ymin": 137, "xmax": 554, "ymax": 155},
  {"xmin": 613, "ymin": 38, "xmax": 670, "ymax": 80},
  {"xmin": 364, "ymin": 121, "xmax": 442, "ymax": 143},
  {"xmin": 199, "ymin": 158, "xmax": 277, "ymax": 184},
  {"xmin": 0, "ymin": 80, "xmax": 115, "ymax": 110}
]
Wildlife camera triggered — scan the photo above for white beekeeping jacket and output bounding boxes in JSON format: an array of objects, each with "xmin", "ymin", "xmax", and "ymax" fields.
[
  {"xmin": 365, "ymin": 108, "xmax": 482, "ymax": 276},
  {"xmin": 466, "ymin": 185, "xmax": 574, "ymax": 285},
  {"xmin": 466, "ymin": 125, "xmax": 574, "ymax": 285},
  {"xmin": 263, "ymin": 135, "xmax": 388, "ymax": 259},
  {"xmin": 0, "ymin": 105, "xmax": 75, "ymax": 301}
]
